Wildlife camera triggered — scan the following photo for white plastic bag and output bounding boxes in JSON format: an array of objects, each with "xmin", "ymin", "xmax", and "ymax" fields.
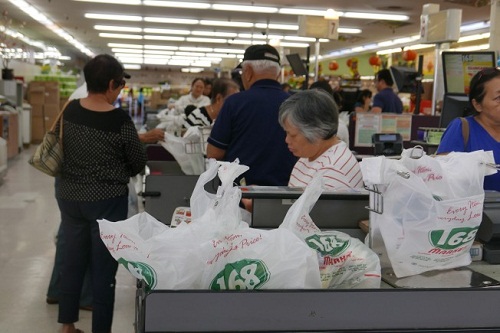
[
  {"xmin": 98, "ymin": 212, "xmax": 205, "ymax": 290},
  {"xmin": 194, "ymin": 160, "xmax": 322, "ymax": 290},
  {"xmin": 280, "ymin": 174, "xmax": 381, "ymax": 289},
  {"xmin": 360, "ymin": 149, "xmax": 496, "ymax": 278},
  {"xmin": 159, "ymin": 130, "xmax": 205, "ymax": 175}
]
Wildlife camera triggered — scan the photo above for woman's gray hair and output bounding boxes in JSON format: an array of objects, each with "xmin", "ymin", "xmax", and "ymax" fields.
[
  {"xmin": 279, "ymin": 89, "xmax": 339, "ymax": 143},
  {"xmin": 242, "ymin": 60, "xmax": 281, "ymax": 77}
]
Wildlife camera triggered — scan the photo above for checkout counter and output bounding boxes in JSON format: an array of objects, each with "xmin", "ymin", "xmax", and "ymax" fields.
[{"xmin": 135, "ymin": 176, "xmax": 500, "ymax": 333}]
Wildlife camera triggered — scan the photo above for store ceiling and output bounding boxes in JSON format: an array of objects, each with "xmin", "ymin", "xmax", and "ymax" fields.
[{"xmin": 0, "ymin": 0, "xmax": 493, "ymax": 72}]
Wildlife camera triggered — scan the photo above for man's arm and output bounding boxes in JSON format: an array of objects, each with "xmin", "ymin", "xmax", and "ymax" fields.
[
  {"xmin": 206, "ymin": 143, "xmax": 226, "ymax": 160},
  {"xmin": 371, "ymin": 106, "xmax": 382, "ymax": 113}
]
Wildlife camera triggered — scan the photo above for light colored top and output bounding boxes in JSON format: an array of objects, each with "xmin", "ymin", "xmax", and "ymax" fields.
[
  {"xmin": 174, "ymin": 93, "xmax": 210, "ymax": 115},
  {"xmin": 288, "ymin": 141, "xmax": 364, "ymax": 189}
]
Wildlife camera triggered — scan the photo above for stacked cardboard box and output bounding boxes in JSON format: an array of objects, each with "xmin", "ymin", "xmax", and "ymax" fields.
[{"xmin": 27, "ymin": 81, "xmax": 60, "ymax": 143}]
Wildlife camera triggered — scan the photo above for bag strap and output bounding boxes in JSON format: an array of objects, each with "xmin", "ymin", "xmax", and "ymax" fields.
[
  {"xmin": 49, "ymin": 99, "xmax": 71, "ymax": 147},
  {"xmin": 460, "ymin": 117, "xmax": 469, "ymax": 150}
]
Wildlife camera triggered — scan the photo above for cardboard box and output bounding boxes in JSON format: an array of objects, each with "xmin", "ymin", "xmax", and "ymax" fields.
[
  {"xmin": 44, "ymin": 103, "xmax": 60, "ymax": 120},
  {"xmin": 45, "ymin": 88, "xmax": 60, "ymax": 105},
  {"xmin": 28, "ymin": 88, "xmax": 45, "ymax": 105},
  {"xmin": 31, "ymin": 104, "xmax": 44, "ymax": 117},
  {"xmin": 31, "ymin": 115, "xmax": 46, "ymax": 143}
]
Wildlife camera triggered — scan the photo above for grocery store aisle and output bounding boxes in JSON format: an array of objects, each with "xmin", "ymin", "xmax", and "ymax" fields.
[{"xmin": 0, "ymin": 146, "xmax": 136, "ymax": 333}]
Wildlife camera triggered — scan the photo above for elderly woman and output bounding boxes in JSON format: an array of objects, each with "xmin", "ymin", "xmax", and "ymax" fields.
[
  {"xmin": 279, "ymin": 89, "xmax": 363, "ymax": 189},
  {"xmin": 437, "ymin": 67, "xmax": 500, "ymax": 191},
  {"xmin": 56, "ymin": 54, "xmax": 147, "ymax": 333}
]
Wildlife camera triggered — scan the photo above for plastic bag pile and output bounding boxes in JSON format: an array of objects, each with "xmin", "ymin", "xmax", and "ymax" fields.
[{"xmin": 99, "ymin": 160, "xmax": 328, "ymax": 290}]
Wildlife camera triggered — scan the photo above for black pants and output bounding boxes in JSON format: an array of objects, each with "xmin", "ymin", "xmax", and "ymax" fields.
[{"xmin": 57, "ymin": 195, "xmax": 127, "ymax": 333}]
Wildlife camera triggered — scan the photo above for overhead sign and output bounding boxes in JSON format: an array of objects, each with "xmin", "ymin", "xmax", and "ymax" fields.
[{"xmin": 298, "ymin": 15, "xmax": 339, "ymax": 40}]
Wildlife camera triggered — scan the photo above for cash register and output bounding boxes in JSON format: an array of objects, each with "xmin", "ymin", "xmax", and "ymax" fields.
[{"xmin": 372, "ymin": 133, "xmax": 403, "ymax": 156}]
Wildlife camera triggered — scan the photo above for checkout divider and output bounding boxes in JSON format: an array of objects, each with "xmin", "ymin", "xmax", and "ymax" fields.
[{"xmin": 136, "ymin": 146, "xmax": 500, "ymax": 333}]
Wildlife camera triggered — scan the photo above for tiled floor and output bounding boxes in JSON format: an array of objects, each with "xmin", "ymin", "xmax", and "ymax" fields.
[{"xmin": 0, "ymin": 145, "xmax": 136, "ymax": 333}]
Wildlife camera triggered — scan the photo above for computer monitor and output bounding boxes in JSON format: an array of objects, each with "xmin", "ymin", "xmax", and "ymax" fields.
[
  {"xmin": 285, "ymin": 53, "xmax": 308, "ymax": 76},
  {"xmin": 389, "ymin": 66, "xmax": 422, "ymax": 94},
  {"xmin": 442, "ymin": 51, "xmax": 496, "ymax": 94},
  {"xmin": 439, "ymin": 93, "xmax": 473, "ymax": 128}
]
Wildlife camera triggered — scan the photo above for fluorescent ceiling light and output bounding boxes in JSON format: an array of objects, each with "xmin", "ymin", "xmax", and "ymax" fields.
[
  {"xmin": 255, "ymin": 23, "xmax": 298, "ymax": 30},
  {"xmin": 111, "ymin": 48, "xmax": 143, "ymax": 53},
  {"xmin": 144, "ymin": 17, "xmax": 199, "ymax": 24},
  {"xmin": 338, "ymin": 28, "xmax": 362, "ymax": 34},
  {"xmin": 143, "ymin": 28, "xmax": 190, "ymax": 35},
  {"xmin": 279, "ymin": 42, "xmax": 310, "ymax": 48},
  {"xmin": 179, "ymin": 46, "xmax": 213, "ymax": 52},
  {"xmin": 144, "ymin": 58, "xmax": 169, "ymax": 65},
  {"xmin": 212, "ymin": 4, "xmax": 277, "ymax": 13},
  {"xmin": 143, "ymin": 35, "xmax": 185, "ymax": 41},
  {"xmin": 124, "ymin": 64, "xmax": 142, "ymax": 70},
  {"xmin": 344, "ymin": 12, "xmax": 409, "ymax": 21},
  {"xmin": 192, "ymin": 31, "xmax": 237, "ymax": 38},
  {"xmin": 144, "ymin": 45, "xmax": 178, "ymax": 50},
  {"xmin": 11, "ymin": 0, "xmax": 94, "ymax": 56},
  {"xmin": 143, "ymin": 1, "xmax": 210, "ymax": 9},
  {"xmin": 192, "ymin": 61, "xmax": 212, "ymax": 67},
  {"xmin": 144, "ymin": 50, "xmax": 175, "ymax": 55},
  {"xmin": 376, "ymin": 48, "xmax": 403, "ymax": 55},
  {"xmin": 108, "ymin": 43, "xmax": 143, "ymax": 48},
  {"xmin": 174, "ymin": 52, "xmax": 205, "ymax": 57},
  {"xmin": 206, "ymin": 53, "xmax": 237, "ymax": 58},
  {"xmin": 227, "ymin": 39, "xmax": 254, "ymax": 45},
  {"xmin": 453, "ymin": 43, "xmax": 489, "ymax": 51},
  {"xmin": 95, "ymin": 25, "xmax": 142, "ymax": 32},
  {"xmin": 213, "ymin": 48, "xmax": 244, "ymax": 54},
  {"xmin": 85, "ymin": 13, "xmax": 142, "ymax": 21},
  {"xmin": 186, "ymin": 37, "xmax": 228, "ymax": 43},
  {"xmin": 182, "ymin": 68, "xmax": 204, "ymax": 73},
  {"xmin": 461, "ymin": 21, "xmax": 489, "ymax": 32},
  {"xmin": 74, "ymin": 0, "xmax": 141, "ymax": 4},
  {"xmin": 377, "ymin": 41, "xmax": 394, "ymax": 47},
  {"xmin": 278, "ymin": 8, "xmax": 334, "ymax": 16},
  {"xmin": 457, "ymin": 32, "xmax": 490, "ymax": 43},
  {"xmin": 99, "ymin": 33, "xmax": 143, "ymax": 39},
  {"xmin": 168, "ymin": 60, "xmax": 192, "ymax": 66},
  {"xmin": 200, "ymin": 20, "xmax": 253, "ymax": 28},
  {"xmin": 115, "ymin": 56, "xmax": 143, "ymax": 63},
  {"xmin": 238, "ymin": 33, "xmax": 269, "ymax": 40}
]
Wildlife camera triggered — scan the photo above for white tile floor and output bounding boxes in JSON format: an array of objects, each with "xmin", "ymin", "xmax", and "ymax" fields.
[{"xmin": 0, "ymin": 145, "xmax": 136, "ymax": 333}]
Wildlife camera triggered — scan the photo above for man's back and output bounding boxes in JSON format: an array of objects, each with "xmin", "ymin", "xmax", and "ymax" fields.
[
  {"xmin": 372, "ymin": 87, "xmax": 403, "ymax": 114},
  {"xmin": 207, "ymin": 79, "xmax": 297, "ymax": 185}
]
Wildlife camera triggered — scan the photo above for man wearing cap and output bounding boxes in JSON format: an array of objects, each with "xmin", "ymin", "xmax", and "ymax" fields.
[{"xmin": 207, "ymin": 44, "xmax": 297, "ymax": 186}]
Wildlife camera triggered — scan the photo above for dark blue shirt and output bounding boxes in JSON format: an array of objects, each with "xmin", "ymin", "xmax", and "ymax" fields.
[
  {"xmin": 372, "ymin": 87, "xmax": 403, "ymax": 114},
  {"xmin": 207, "ymin": 79, "xmax": 297, "ymax": 185}
]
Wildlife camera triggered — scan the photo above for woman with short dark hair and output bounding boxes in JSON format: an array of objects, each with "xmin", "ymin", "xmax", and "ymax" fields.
[
  {"xmin": 279, "ymin": 89, "xmax": 363, "ymax": 189},
  {"xmin": 56, "ymin": 54, "xmax": 147, "ymax": 333}
]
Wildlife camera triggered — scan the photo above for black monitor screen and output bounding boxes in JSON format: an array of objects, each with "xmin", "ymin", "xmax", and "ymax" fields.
[
  {"xmin": 285, "ymin": 53, "xmax": 308, "ymax": 76},
  {"xmin": 442, "ymin": 51, "xmax": 496, "ymax": 94},
  {"xmin": 389, "ymin": 66, "xmax": 422, "ymax": 94},
  {"xmin": 439, "ymin": 94, "xmax": 473, "ymax": 128}
]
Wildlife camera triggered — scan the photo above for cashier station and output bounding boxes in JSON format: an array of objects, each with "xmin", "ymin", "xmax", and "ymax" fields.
[{"xmin": 137, "ymin": 153, "xmax": 500, "ymax": 333}]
